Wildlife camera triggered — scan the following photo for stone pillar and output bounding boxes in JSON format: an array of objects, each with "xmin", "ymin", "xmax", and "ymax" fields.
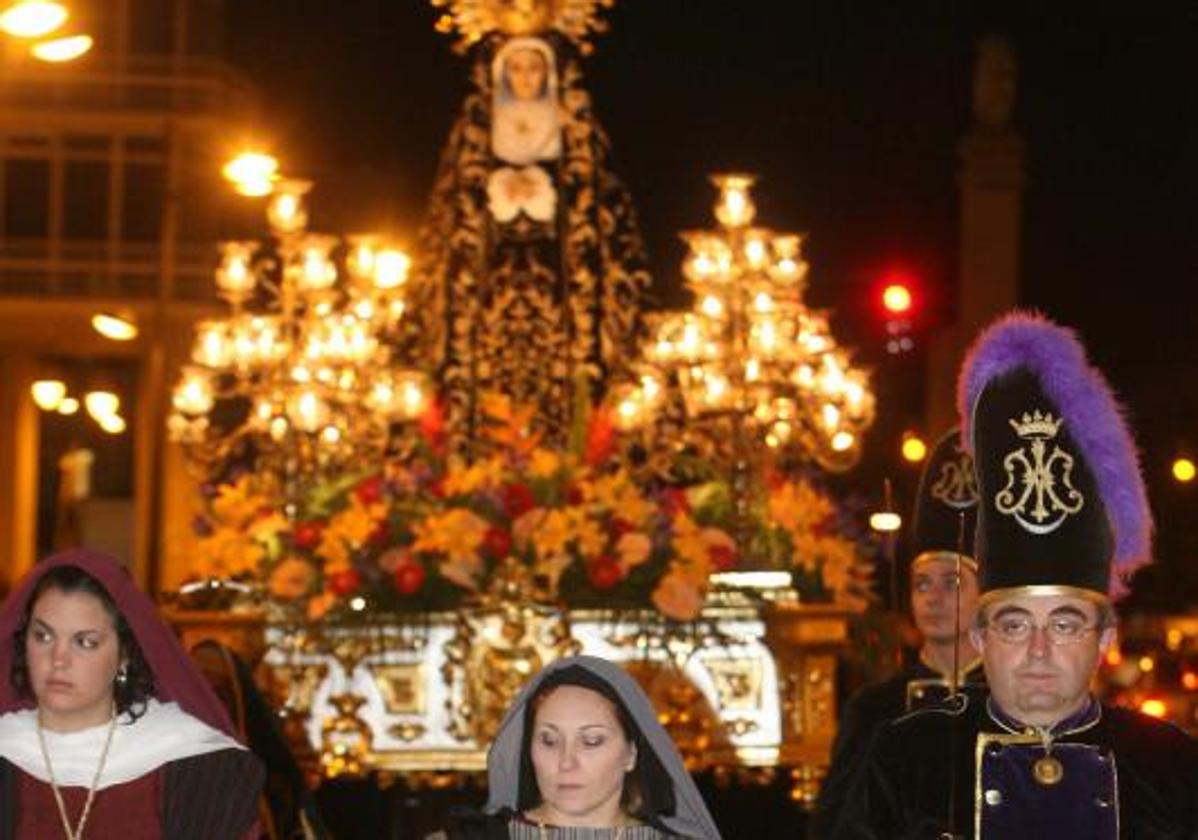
[
  {"xmin": 0, "ymin": 354, "xmax": 41, "ymax": 590},
  {"xmin": 926, "ymin": 35, "xmax": 1024, "ymax": 432}
]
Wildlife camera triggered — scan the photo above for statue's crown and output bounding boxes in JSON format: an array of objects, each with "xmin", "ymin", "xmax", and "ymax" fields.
[{"xmin": 432, "ymin": 0, "xmax": 614, "ymax": 53}]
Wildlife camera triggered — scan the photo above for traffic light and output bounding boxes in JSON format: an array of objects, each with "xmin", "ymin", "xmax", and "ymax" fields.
[
  {"xmin": 882, "ymin": 283, "xmax": 913, "ymax": 315},
  {"xmin": 877, "ymin": 271, "xmax": 918, "ymax": 355}
]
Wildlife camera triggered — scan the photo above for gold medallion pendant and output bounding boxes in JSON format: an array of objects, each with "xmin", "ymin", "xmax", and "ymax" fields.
[{"xmin": 1033, "ymin": 755, "xmax": 1064, "ymax": 786}]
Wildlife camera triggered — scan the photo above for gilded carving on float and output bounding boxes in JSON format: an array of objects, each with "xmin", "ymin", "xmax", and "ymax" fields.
[
  {"xmin": 442, "ymin": 561, "xmax": 580, "ymax": 743},
  {"xmin": 322, "ymin": 693, "xmax": 373, "ymax": 778},
  {"xmin": 706, "ymin": 657, "xmax": 764, "ymax": 712},
  {"xmin": 373, "ymin": 664, "xmax": 427, "ymax": 716}
]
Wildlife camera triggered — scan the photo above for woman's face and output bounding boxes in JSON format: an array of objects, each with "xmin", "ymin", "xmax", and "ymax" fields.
[
  {"xmin": 25, "ymin": 587, "xmax": 122, "ymax": 732},
  {"xmin": 529, "ymin": 684, "xmax": 636, "ymax": 827},
  {"xmin": 505, "ymin": 48, "xmax": 548, "ymax": 101}
]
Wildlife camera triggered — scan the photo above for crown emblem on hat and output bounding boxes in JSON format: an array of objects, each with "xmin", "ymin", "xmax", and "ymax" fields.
[
  {"xmin": 996, "ymin": 410, "xmax": 1084, "ymax": 535},
  {"xmin": 1008, "ymin": 409, "xmax": 1062, "ymax": 439},
  {"xmin": 930, "ymin": 443, "xmax": 979, "ymax": 511}
]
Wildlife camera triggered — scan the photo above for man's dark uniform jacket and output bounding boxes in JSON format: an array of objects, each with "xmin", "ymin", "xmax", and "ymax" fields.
[
  {"xmin": 811, "ymin": 658, "xmax": 987, "ymax": 838},
  {"xmin": 831, "ymin": 694, "xmax": 1198, "ymax": 839}
]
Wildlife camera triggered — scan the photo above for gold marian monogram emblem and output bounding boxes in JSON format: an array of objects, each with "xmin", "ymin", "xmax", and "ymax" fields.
[
  {"xmin": 995, "ymin": 410, "xmax": 1084, "ymax": 534},
  {"xmin": 930, "ymin": 443, "xmax": 979, "ymax": 510}
]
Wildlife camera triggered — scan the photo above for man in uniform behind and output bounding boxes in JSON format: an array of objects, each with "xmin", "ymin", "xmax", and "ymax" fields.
[
  {"xmin": 834, "ymin": 312, "xmax": 1198, "ymax": 838},
  {"xmin": 813, "ymin": 427, "xmax": 987, "ymax": 837}
]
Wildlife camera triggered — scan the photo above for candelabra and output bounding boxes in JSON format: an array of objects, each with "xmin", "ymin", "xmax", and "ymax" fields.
[
  {"xmin": 614, "ymin": 175, "xmax": 875, "ymax": 555},
  {"xmin": 167, "ymin": 179, "xmax": 427, "ymax": 497}
]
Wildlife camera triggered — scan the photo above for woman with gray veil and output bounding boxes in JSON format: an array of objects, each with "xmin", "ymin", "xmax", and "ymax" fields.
[{"xmin": 436, "ymin": 655, "xmax": 721, "ymax": 839}]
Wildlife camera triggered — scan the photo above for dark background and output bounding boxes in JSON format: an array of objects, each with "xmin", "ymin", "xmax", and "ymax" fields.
[{"xmin": 223, "ymin": 2, "xmax": 1198, "ymax": 605}]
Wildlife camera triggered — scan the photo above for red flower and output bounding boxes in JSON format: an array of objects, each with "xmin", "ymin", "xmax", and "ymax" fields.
[
  {"xmin": 292, "ymin": 520, "xmax": 325, "ymax": 551},
  {"xmin": 428, "ymin": 477, "xmax": 447, "ymax": 499},
  {"xmin": 609, "ymin": 517, "xmax": 634, "ymax": 539},
  {"xmin": 813, "ymin": 515, "xmax": 835, "ymax": 538},
  {"xmin": 763, "ymin": 467, "xmax": 787, "ymax": 491},
  {"xmin": 483, "ymin": 526, "xmax": 513, "ymax": 559},
  {"xmin": 501, "ymin": 483, "xmax": 536, "ymax": 519},
  {"xmin": 354, "ymin": 476, "xmax": 385, "ymax": 505},
  {"xmin": 565, "ymin": 482, "xmax": 585, "ymax": 506},
  {"xmin": 586, "ymin": 556, "xmax": 624, "ymax": 590},
  {"xmin": 328, "ymin": 569, "xmax": 362, "ymax": 596},
  {"xmin": 709, "ymin": 544, "xmax": 738, "ymax": 572},
  {"xmin": 393, "ymin": 560, "xmax": 426, "ymax": 595},
  {"xmin": 584, "ymin": 406, "xmax": 615, "ymax": 467},
  {"xmin": 369, "ymin": 521, "xmax": 391, "ymax": 546},
  {"xmin": 660, "ymin": 488, "xmax": 690, "ymax": 518},
  {"xmin": 419, "ymin": 398, "xmax": 447, "ymax": 456}
]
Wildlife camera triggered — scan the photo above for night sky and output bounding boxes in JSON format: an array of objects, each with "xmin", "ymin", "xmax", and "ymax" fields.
[{"xmin": 226, "ymin": 2, "xmax": 1198, "ymax": 602}]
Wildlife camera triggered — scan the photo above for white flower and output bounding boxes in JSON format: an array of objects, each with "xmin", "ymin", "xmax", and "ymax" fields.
[{"xmin": 487, "ymin": 165, "xmax": 557, "ymax": 223}]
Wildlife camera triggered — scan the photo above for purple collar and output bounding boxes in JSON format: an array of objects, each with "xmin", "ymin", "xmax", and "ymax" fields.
[{"xmin": 987, "ymin": 694, "xmax": 1101, "ymax": 737}]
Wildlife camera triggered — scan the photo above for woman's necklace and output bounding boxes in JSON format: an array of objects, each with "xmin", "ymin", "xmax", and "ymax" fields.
[{"xmin": 36, "ymin": 707, "xmax": 119, "ymax": 840}]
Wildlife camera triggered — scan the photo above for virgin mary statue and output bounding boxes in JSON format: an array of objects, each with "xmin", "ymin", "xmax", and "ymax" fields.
[{"xmin": 409, "ymin": 11, "xmax": 650, "ymax": 451}]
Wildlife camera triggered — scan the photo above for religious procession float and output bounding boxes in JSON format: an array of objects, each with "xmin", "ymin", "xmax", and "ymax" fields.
[{"xmin": 162, "ymin": 0, "xmax": 882, "ymax": 803}]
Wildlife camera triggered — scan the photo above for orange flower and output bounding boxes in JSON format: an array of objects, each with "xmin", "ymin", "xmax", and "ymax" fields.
[
  {"xmin": 571, "ymin": 513, "xmax": 607, "ymax": 559},
  {"xmin": 196, "ymin": 526, "xmax": 264, "ymax": 578},
  {"xmin": 306, "ymin": 591, "xmax": 337, "ymax": 621},
  {"xmin": 327, "ymin": 498, "xmax": 386, "ymax": 549},
  {"xmin": 440, "ymin": 551, "xmax": 484, "ymax": 591},
  {"xmin": 413, "ymin": 509, "xmax": 489, "ymax": 563},
  {"xmin": 211, "ymin": 476, "xmax": 269, "ymax": 528},
  {"xmin": 769, "ymin": 480, "xmax": 834, "ymax": 534},
  {"xmin": 268, "ymin": 556, "xmax": 317, "ymax": 600},
  {"xmin": 615, "ymin": 532, "xmax": 652, "ymax": 573},
  {"xmin": 651, "ymin": 569, "xmax": 705, "ymax": 622}
]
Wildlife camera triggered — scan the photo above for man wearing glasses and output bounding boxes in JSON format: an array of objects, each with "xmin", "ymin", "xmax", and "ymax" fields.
[
  {"xmin": 832, "ymin": 313, "xmax": 1198, "ymax": 838},
  {"xmin": 813, "ymin": 428, "xmax": 985, "ymax": 838}
]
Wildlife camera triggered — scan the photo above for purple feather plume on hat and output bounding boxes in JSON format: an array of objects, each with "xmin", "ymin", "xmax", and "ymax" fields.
[{"xmin": 956, "ymin": 311, "xmax": 1152, "ymax": 595}]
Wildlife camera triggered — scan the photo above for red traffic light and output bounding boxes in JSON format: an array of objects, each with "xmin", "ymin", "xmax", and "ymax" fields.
[{"xmin": 881, "ymin": 283, "xmax": 913, "ymax": 315}]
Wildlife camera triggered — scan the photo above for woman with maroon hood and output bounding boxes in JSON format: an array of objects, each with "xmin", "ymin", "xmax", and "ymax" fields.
[{"xmin": 0, "ymin": 548, "xmax": 263, "ymax": 839}]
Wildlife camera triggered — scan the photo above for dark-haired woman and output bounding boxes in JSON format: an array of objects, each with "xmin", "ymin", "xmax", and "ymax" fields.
[
  {"xmin": 436, "ymin": 655, "xmax": 721, "ymax": 839},
  {"xmin": 0, "ymin": 548, "xmax": 263, "ymax": 839}
]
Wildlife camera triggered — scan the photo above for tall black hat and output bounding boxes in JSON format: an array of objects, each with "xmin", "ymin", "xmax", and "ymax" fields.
[
  {"xmin": 910, "ymin": 427, "xmax": 980, "ymax": 572},
  {"xmin": 957, "ymin": 312, "xmax": 1152, "ymax": 605}
]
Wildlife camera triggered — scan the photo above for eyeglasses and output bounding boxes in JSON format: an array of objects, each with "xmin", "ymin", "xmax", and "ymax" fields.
[{"xmin": 985, "ymin": 614, "xmax": 1098, "ymax": 646}]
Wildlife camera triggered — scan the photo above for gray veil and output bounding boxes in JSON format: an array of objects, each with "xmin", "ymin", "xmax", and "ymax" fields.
[{"xmin": 484, "ymin": 655, "xmax": 722, "ymax": 839}]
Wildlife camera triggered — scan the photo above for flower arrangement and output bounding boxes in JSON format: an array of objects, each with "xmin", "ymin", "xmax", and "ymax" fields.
[{"xmin": 189, "ymin": 396, "xmax": 872, "ymax": 621}]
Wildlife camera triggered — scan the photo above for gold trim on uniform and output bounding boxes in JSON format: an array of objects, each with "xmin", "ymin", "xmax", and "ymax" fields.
[
  {"xmin": 906, "ymin": 657, "xmax": 983, "ymax": 710},
  {"xmin": 975, "ymin": 699, "xmax": 1113, "ymax": 838},
  {"xmin": 977, "ymin": 584, "xmax": 1110, "ymax": 611},
  {"xmin": 911, "ymin": 550, "xmax": 979, "ymax": 573}
]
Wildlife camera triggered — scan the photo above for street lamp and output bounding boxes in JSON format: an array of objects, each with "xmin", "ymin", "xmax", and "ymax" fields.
[
  {"xmin": 1174, "ymin": 457, "xmax": 1196, "ymax": 484},
  {"xmin": 870, "ymin": 478, "xmax": 903, "ymax": 610},
  {"xmin": 0, "ymin": 1, "xmax": 67, "ymax": 38},
  {"xmin": 222, "ymin": 150, "xmax": 280, "ymax": 197},
  {"xmin": 901, "ymin": 432, "xmax": 927, "ymax": 464},
  {"xmin": 30, "ymin": 32, "xmax": 91, "ymax": 62},
  {"xmin": 92, "ymin": 312, "xmax": 138, "ymax": 341},
  {"xmin": 0, "ymin": 1, "xmax": 92, "ymax": 62}
]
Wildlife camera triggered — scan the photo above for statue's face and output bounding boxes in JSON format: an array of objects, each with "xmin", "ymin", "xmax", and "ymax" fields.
[{"xmin": 505, "ymin": 48, "xmax": 548, "ymax": 101}]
